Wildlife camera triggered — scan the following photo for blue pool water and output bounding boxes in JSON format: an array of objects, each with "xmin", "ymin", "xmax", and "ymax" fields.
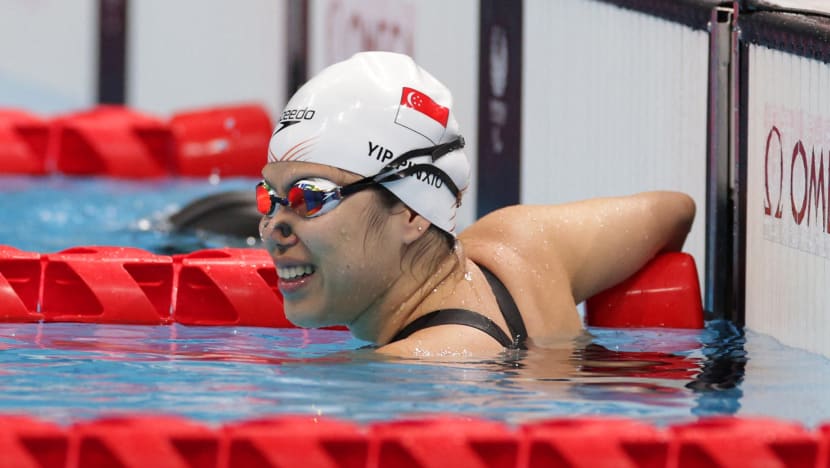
[
  {"xmin": 1, "ymin": 175, "xmax": 829, "ymax": 427},
  {"xmin": 0, "ymin": 175, "xmax": 259, "ymax": 254}
]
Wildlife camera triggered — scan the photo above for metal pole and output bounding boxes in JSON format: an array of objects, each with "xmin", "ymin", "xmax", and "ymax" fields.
[
  {"xmin": 97, "ymin": 0, "xmax": 128, "ymax": 104},
  {"xmin": 704, "ymin": 6, "xmax": 735, "ymax": 321},
  {"xmin": 730, "ymin": 2, "xmax": 747, "ymax": 326}
]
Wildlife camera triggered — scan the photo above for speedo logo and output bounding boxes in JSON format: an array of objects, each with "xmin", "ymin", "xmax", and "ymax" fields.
[{"xmin": 273, "ymin": 107, "xmax": 316, "ymax": 135}]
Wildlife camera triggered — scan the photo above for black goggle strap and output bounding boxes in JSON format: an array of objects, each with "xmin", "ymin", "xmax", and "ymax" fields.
[
  {"xmin": 382, "ymin": 137, "xmax": 465, "ymax": 169},
  {"xmin": 365, "ymin": 137, "xmax": 465, "ymax": 206},
  {"xmin": 341, "ymin": 166, "xmax": 462, "ymax": 210},
  {"xmin": 338, "ymin": 178, "xmax": 383, "ymax": 197},
  {"xmin": 375, "ymin": 164, "xmax": 460, "ymax": 199}
]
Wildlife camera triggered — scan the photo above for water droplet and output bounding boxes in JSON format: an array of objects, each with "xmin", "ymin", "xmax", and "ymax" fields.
[{"xmin": 464, "ymin": 271, "xmax": 473, "ymax": 281}]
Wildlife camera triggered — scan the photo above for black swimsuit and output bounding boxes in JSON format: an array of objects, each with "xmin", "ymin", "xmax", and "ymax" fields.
[{"xmin": 389, "ymin": 264, "xmax": 528, "ymax": 350}]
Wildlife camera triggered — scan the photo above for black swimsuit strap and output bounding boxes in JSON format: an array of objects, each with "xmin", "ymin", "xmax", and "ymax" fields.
[
  {"xmin": 389, "ymin": 308, "xmax": 514, "ymax": 348},
  {"xmin": 388, "ymin": 264, "xmax": 528, "ymax": 350},
  {"xmin": 478, "ymin": 265, "xmax": 528, "ymax": 348}
]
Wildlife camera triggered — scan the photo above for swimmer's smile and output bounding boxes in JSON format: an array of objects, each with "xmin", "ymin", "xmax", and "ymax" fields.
[{"xmin": 276, "ymin": 263, "xmax": 317, "ymax": 294}]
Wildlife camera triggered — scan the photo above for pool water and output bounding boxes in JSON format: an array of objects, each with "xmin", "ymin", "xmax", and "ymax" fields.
[
  {"xmin": 0, "ymin": 175, "xmax": 260, "ymax": 254},
  {"xmin": 1, "ymin": 176, "xmax": 829, "ymax": 427}
]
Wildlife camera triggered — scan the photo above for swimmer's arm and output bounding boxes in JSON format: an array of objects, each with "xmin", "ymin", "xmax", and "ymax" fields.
[
  {"xmin": 462, "ymin": 191, "xmax": 695, "ymax": 303},
  {"xmin": 549, "ymin": 191, "xmax": 695, "ymax": 302}
]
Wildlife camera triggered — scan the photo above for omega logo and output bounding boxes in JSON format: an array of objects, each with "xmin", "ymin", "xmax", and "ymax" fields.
[{"xmin": 763, "ymin": 125, "xmax": 829, "ymax": 232}]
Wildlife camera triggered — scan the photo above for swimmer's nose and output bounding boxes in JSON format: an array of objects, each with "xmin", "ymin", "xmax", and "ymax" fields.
[{"xmin": 260, "ymin": 216, "xmax": 298, "ymax": 253}]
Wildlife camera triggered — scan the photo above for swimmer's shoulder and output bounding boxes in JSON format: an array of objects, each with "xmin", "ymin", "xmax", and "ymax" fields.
[
  {"xmin": 459, "ymin": 204, "xmax": 571, "ymax": 256},
  {"xmin": 459, "ymin": 204, "xmax": 569, "ymax": 281},
  {"xmin": 376, "ymin": 324, "xmax": 509, "ymax": 359},
  {"xmin": 459, "ymin": 205, "xmax": 582, "ymax": 337}
]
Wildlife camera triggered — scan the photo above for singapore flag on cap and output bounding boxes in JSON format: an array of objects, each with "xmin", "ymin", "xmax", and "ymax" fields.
[{"xmin": 394, "ymin": 87, "xmax": 449, "ymax": 143}]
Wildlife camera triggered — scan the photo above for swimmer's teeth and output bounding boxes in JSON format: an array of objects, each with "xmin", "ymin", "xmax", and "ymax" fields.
[{"xmin": 277, "ymin": 265, "xmax": 315, "ymax": 280}]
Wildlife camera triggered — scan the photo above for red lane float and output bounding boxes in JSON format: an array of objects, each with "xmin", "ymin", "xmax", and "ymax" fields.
[
  {"xmin": 170, "ymin": 104, "xmax": 272, "ymax": 177},
  {"xmin": 0, "ymin": 245, "xmax": 42, "ymax": 322},
  {"xmin": 0, "ymin": 415, "xmax": 68, "ymax": 468},
  {"xmin": 371, "ymin": 416, "xmax": 519, "ymax": 468},
  {"xmin": 70, "ymin": 416, "xmax": 219, "ymax": 468},
  {"xmin": 522, "ymin": 418, "xmax": 668, "ymax": 468},
  {"xmin": 41, "ymin": 246, "xmax": 174, "ymax": 324},
  {"xmin": 0, "ymin": 246, "xmax": 289, "ymax": 327},
  {"xmin": 820, "ymin": 423, "xmax": 830, "ymax": 468},
  {"xmin": 0, "ymin": 246, "xmax": 704, "ymax": 328},
  {"xmin": 53, "ymin": 106, "xmax": 173, "ymax": 178},
  {"xmin": 174, "ymin": 248, "xmax": 290, "ymax": 327},
  {"xmin": 670, "ymin": 417, "xmax": 819, "ymax": 467},
  {"xmin": 0, "ymin": 103, "xmax": 271, "ymax": 178},
  {"xmin": 0, "ymin": 414, "xmax": 825, "ymax": 468},
  {"xmin": 223, "ymin": 416, "xmax": 367, "ymax": 468},
  {"xmin": 0, "ymin": 109, "xmax": 50, "ymax": 175},
  {"xmin": 586, "ymin": 252, "xmax": 704, "ymax": 329}
]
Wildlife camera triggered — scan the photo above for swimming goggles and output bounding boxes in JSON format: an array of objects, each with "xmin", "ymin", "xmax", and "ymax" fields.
[
  {"xmin": 257, "ymin": 137, "xmax": 466, "ymax": 218},
  {"xmin": 256, "ymin": 178, "xmax": 377, "ymax": 218}
]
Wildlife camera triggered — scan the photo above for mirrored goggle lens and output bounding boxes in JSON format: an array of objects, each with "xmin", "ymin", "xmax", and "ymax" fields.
[
  {"xmin": 288, "ymin": 181, "xmax": 336, "ymax": 217},
  {"xmin": 256, "ymin": 179, "xmax": 340, "ymax": 218},
  {"xmin": 256, "ymin": 182, "xmax": 277, "ymax": 216}
]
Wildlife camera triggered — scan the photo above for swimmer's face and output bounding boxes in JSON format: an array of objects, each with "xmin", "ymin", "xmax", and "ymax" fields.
[{"xmin": 259, "ymin": 161, "xmax": 407, "ymax": 329}]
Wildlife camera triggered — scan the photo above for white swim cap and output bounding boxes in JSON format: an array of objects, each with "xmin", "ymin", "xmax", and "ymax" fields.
[{"xmin": 267, "ymin": 51, "xmax": 470, "ymax": 235}]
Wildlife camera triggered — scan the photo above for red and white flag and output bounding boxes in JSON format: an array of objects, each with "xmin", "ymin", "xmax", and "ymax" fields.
[{"xmin": 394, "ymin": 87, "xmax": 449, "ymax": 143}]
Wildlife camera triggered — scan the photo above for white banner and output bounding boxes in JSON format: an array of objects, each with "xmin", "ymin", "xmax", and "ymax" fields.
[{"xmin": 746, "ymin": 44, "xmax": 830, "ymax": 358}]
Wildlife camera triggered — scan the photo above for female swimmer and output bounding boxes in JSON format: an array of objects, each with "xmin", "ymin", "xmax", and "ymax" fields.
[{"xmin": 258, "ymin": 52, "xmax": 695, "ymax": 357}]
